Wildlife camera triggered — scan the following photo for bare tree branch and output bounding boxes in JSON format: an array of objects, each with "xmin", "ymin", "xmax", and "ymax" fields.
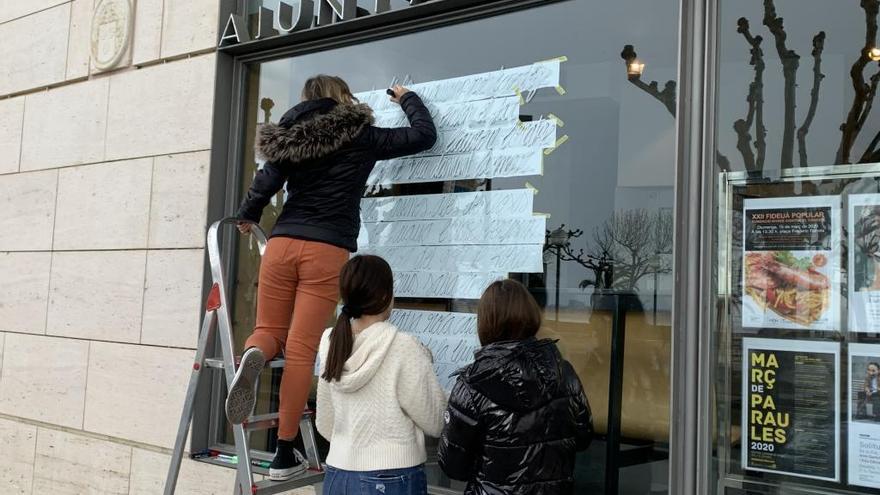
[
  {"xmin": 734, "ymin": 18, "xmax": 767, "ymax": 172},
  {"xmin": 797, "ymin": 32, "xmax": 826, "ymax": 167},
  {"xmin": 837, "ymin": 0, "xmax": 880, "ymax": 164},
  {"xmin": 763, "ymin": 0, "xmax": 800, "ymax": 169},
  {"xmin": 862, "ymin": 131, "xmax": 880, "ymax": 163},
  {"xmin": 858, "ymin": 69, "xmax": 880, "ymax": 132},
  {"xmin": 584, "ymin": 209, "xmax": 673, "ymax": 292},
  {"xmin": 717, "ymin": 152, "xmax": 732, "ymax": 172},
  {"xmin": 621, "ymin": 45, "xmax": 677, "ymax": 117},
  {"xmin": 857, "ymin": 69, "xmax": 880, "ymax": 163}
]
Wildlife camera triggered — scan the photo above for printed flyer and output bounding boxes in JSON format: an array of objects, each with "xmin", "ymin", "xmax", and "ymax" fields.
[
  {"xmin": 849, "ymin": 194, "xmax": 880, "ymax": 332},
  {"xmin": 849, "ymin": 343, "xmax": 880, "ymax": 488},
  {"xmin": 741, "ymin": 196, "xmax": 841, "ymax": 330},
  {"xmin": 741, "ymin": 338, "xmax": 840, "ymax": 481}
]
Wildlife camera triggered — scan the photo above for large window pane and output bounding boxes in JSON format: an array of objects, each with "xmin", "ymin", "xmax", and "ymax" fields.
[
  {"xmin": 229, "ymin": 1, "xmax": 679, "ymax": 492},
  {"xmin": 711, "ymin": 1, "xmax": 880, "ymax": 494}
]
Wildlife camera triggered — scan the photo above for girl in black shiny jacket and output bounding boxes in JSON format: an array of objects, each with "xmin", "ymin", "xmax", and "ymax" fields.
[{"xmin": 438, "ymin": 279, "xmax": 594, "ymax": 494}]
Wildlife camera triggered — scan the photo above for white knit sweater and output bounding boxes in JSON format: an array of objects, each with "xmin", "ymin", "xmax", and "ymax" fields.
[{"xmin": 316, "ymin": 321, "xmax": 448, "ymax": 471}]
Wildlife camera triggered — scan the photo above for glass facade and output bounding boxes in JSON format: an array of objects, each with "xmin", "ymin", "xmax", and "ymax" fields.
[
  {"xmin": 218, "ymin": 0, "xmax": 680, "ymax": 492},
  {"xmin": 200, "ymin": 0, "xmax": 880, "ymax": 493},
  {"xmin": 709, "ymin": 1, "xmax": 880, "ymax": 493}
]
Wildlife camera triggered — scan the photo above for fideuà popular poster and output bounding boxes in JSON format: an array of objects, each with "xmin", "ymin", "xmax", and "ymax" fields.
[
  {"xmin": 742, "ymin": 338, "xmax": 840, "ymax": 481},
  {"xmin": 741, "ymin": 196, "xmax": 842, "ymax": 330},
  {"xmin": 849, "ymin": 194, "xmax": 880, "ymax": 332}
]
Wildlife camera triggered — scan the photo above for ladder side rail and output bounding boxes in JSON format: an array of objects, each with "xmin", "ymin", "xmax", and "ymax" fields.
[
  {"xmin": 163, "ymin": 307, "xmax": 220, "ymax": 495},
  {"xmin": 299, "ymin": 413, "xmax": 322, "ymax": 471},
  {"xmin": 207, "ymin": 218, "xmax": 267, "ymax": 494}
]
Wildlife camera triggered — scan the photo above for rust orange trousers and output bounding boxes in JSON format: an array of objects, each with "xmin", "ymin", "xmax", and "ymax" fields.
[{"xmin": 245, "ymin": 237, "xmax": 349, "ymax": 439}]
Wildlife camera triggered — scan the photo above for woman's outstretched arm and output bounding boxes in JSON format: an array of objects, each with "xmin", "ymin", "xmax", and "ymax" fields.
[
  {"xmin": 236, "ymin": 162, "xmax": 287, "ymax": 223},
  {"xmin": 367, "ymin": 89, "xmax": 437, "ymax": 160}
]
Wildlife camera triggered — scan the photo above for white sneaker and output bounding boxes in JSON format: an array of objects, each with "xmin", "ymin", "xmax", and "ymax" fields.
[{"xmin": 225, "ymin": 347, "xmax": 265, "ymax": 424}]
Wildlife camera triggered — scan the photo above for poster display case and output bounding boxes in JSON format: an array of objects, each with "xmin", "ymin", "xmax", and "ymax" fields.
[{"xmin": 715, "ymin": 164, "xmax": 880, "ymax": 494}]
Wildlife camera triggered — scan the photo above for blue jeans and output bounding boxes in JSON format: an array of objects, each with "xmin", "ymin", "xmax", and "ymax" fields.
[{"xmin": 322, "ymin": 465, "xmax": 427, "ymax": 495}]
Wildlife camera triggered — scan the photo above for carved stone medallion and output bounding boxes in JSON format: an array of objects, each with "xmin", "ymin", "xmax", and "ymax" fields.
[{"xmin": 90, "ymin": 0, "xmax": 134, "ymax": 71}]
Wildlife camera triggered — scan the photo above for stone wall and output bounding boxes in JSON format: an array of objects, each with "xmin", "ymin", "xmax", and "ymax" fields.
[{"xmin": 0, "ymin": 1, "xmax": 310, "ymax": 493}]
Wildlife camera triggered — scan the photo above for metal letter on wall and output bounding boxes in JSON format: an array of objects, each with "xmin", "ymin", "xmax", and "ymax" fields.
[
  {"xmin": 277, "ymin": 0, "xmax": 315, "ymax": 33},
  {"xmin": 318, "ymin": 0, "xmax": 357, "ymax": 25},
  {"xmin": 374, "ymin": 0, "xmax": 391, "ymax": 14},
  {"xmin": 219, "ymin": 13, "xmax": 251, "ymax": 46},
  {"xmin": 254, "ymin": 7, "xmax": 278, "ymax": 39}
]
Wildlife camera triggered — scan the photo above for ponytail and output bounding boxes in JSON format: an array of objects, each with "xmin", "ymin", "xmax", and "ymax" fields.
[
  {"xmin": 320, "ymin": 255, "xmax": 394, "ymax": 382},
  {"xmin": 322, "ymin": 313, "xmax": 354, "ymax": 382}
]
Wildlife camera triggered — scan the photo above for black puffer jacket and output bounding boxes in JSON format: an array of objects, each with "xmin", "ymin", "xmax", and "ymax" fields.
[
  {"xmin": 438, "ymin": 338, "xmax": 593, "ymax": 495},
  {"xmin": 236, "ymin": 92, "xmax": 436, "ymax": 251}
]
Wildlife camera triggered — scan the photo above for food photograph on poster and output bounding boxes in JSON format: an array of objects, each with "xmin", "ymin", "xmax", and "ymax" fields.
[{"xmin": 741, "ymin": 196, "xmax": 841, "ymax": 331}]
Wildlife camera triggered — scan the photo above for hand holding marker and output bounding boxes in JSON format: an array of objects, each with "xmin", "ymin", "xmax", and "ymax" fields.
[{"xmin": 387, "ymin": 85, "xmax": 410, "ymax": 103}]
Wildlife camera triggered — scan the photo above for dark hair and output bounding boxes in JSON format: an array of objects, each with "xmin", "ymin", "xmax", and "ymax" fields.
[
  {"xmin": 321, "ymin": 255, "xmax": 394, "ymax": 382},
  {"xmin": 477, "ymin": 279, "xmax": 542, "ymax": 346},
  {"xmin": 869, "ymin": 362, "xmax": 880, "ymax": 369},
  {"xmin": 301, "ymin": 75, "xmax": 357, "ymax": 105}
]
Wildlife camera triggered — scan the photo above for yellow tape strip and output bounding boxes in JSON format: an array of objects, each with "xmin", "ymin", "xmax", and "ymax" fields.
[
  {"xmin": 525, "ymin": 182, "xmax": 539, "ymax": 195},
  {"xmin": 543, "ymin": 135, "xmax": 570, "ymax": 156},
  {"xmin": 540, "ymin": 55, "xmax": 568, "ymax": 63},
  {"xmin": 533, "ymin": 212, "xmax": 552, "ymax": 218},
  {"xmin": 516, "ymin": 119, "xmax": 526, "ymax": 129},
  {"xmin": 513, "ymin": 86, "xmax": 525, "ymax": 105},
  {"xmin": 547, "ymin": 113, "xmax": 565, "ymax": 127},
  {"xmin": 555, "ymin": 85, "xmax": 567, "ymax": 96}
]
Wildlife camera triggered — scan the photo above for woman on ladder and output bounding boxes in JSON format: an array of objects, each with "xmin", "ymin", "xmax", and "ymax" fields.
[{"xmin": 226, "ymin": 75, "xmax": 436, "ymax": 481}]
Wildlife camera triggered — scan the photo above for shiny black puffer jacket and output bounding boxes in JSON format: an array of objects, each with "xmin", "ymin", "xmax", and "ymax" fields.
[
  {"xmin": 438, "ymin": 338, "xmax": 593, "ymax": 495},
  {"xmin": 236, "ymin": 93, "xmax": 436, "ymax": 252}
]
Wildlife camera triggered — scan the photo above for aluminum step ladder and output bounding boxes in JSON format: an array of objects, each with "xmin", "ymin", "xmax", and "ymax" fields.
[{"xmin": 163, "ymin": 217, "xmax": 324, "ymax": 495}]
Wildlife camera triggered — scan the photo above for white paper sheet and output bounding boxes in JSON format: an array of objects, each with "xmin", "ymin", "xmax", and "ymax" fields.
[
  {"xmin": 420, "ymin": 120, "xmax": 556, "ymax": 155},
  {"xmin": 355, "ymin": 59, "xmax": 561, "ymax": 111},
  {"xmin": 373, "ymin": 96, "xmax": 520, "ymax": 130},
  {"xmin": 361, "ymin": 189, "xmax": 534, "ymax": 222},
  {"xmin": 394, "ymin": 271, "xmax": 505, "ymax": 299},
  {"xmin": 367, "ymin": 147, "xmax": 543, "ymax": 186},
  {"xmin": 361, "ymin": 244, "xmax": 544, "ymax": 273},
  {"xmin": 358, "ymin": 217, "xmax": 546, "ymax": 247},
  {"xmin": 390, "ymin": 309, "xmax": 480, "ymax": 390},
  {"xmin": 390, "ymin": 309, "xmax": 477, "ymax": 336}
]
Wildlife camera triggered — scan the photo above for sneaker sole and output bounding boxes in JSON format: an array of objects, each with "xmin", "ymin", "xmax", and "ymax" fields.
[
  {"xmin": 225, "ymin": 350, "xmax": 264, "ymax": 424},
  {"xmin": 269, "ymin": 463, "xmax": 307, "ymax": 481}
]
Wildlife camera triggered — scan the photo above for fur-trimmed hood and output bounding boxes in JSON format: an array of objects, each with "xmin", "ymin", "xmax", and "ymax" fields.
[{"xmin": 255, "ymin": 98, "xmax": 374, "ymax": 164}]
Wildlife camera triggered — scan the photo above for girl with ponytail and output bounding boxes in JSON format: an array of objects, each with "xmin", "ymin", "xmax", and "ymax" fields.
[{"xmin": 316, "ymin": 255, "xmax": 447, "ymax": 495}]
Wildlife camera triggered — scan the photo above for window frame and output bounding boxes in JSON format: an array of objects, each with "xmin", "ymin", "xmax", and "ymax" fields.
[{"xmin": 194, "ymin": 1, "xmax": 711, "ymax": 494}]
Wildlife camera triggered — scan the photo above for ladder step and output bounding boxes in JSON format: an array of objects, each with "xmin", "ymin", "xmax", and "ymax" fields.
[
  {"xmin": 204, "ymin": 357, "xmax": 286, "ymax": 369},
  {"xmin": 244, "ymin": 413, "xmax": 278, "ymax": 432},
  {"xmin": 252, "ymin": 471, "xmax": 325, "ymax": 495},
  {"xmin": 244, "ymin": 410, "xmax": 314, "ymax": 432}
]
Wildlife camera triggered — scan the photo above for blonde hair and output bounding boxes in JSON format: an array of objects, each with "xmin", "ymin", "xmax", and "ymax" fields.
[{"xmin": 301, "ymin": 75, "xmax": 357, "ymax": 105}]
